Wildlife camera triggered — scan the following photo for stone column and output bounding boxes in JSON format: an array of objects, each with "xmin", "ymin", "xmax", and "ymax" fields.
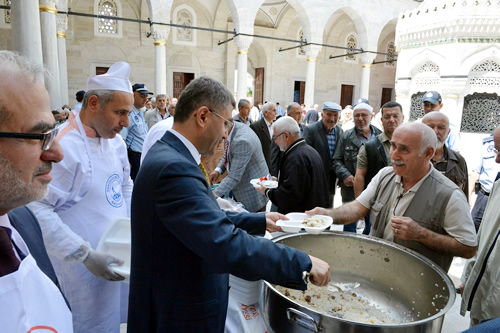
[
  {"xmin": 235, "ymin": 36, "xmax": 253, "ymax": 101},
  {"xmin": 395, "ymin": 80, "xmax": 411, "ymax": 120},
  {"xmin": 10, "ymin": 0, "xmax": 44, "ymax": 83},
  {"xmin": 40, "ymin": 0, "xmax": 62, "ymax": 109},
  {"xmin": 151, "ymin": 25, "xmax": 169, "ymax": 95},
  {"xmin": 359, "ymin": 53, "xmax": 376, "ymax": 100},
  {"xmin": 57, "ymin": 8, "xmax": 69, "ymax": 106},
  {"xmin": 304, "ymin": 46, "xmax": 321, "ymax": 108}
]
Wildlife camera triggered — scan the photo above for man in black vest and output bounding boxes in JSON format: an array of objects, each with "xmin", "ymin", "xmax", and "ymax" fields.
[
  {"xmin": 308, "ymin": 122, "xmax": 477, "ymax": 272},
  {"xmin": 354, "ymin": 101, "xmax": 404, "ymax": 234}
]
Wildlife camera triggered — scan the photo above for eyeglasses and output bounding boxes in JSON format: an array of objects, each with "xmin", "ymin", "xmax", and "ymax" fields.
[
  {"xmin": 0, "ymin": 124, "xmax": 60, "ymax": 151},
  {"xmin": 208, "ymin": 108, "xmax": 234, "ymax": 131},
  {"xmin": 272, "ymin": 132, "xmax": 286, "ymax": 140}
]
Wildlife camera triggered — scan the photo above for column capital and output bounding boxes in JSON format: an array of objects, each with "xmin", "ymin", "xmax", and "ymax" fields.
[
  {"xmin": 151, "ymin": 24, "xmax": 170, "ymax": 41},
  {"xmin": 56, "ymin": 13, "xmax": 68, "ymax": 31},
  {"xmin": 304, "ymin": 45, "xmax": 321, "ymax": 60},
  {"xmin": 360, "ymin": 53, "xmax": 376, "ymax": 66},
  {"xmin": 235, "ymin": 35, "xmax": 253, "ymax": 52}
]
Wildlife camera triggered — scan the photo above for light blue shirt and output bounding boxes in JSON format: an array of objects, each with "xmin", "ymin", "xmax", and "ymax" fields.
[
  {"xmin": 120, "ymin": 106, "xmax": 148, "ymax": 153},
  {"xmin": 445, "ymin": 123, "xmax": 461, "ymax": 152},
  {"xmin": 474, "ymin": 136, "xmax": 500, "ymax": 193}
]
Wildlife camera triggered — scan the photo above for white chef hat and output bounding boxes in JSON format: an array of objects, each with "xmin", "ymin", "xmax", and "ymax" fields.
[
  {"xmin": 353, "ymin": 102, "xmax": 373, "ymax": 113},
  {"xmin": 86, "ymin": 61, "xmax": 132, "ymax": 94}
]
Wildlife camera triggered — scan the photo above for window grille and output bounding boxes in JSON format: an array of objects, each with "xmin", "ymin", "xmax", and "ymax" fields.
[
  {"xmin": 98, "ymin": 0, "xmax": 117, "ymax": 34},
  {"xmin": 346, "ymin": 35, "xmax": 357, "ymax": 61},
  {"xmin": 460, "ymin": 92, "xmax": 500, "ymax": 133},
  {"xmin": 4, "ymin": 0, "xmax": 11, "ymax": 24},
  {"xmin": 176, "ymin": 9, "xmax": 192, "ymax": 41},
  {"xmin": 409, "ymin": 91, "xmax": 425, "ymax": 121},
  {"xmin": 386, "ymin": 42, "xmax": 396, "ymax": 66}
]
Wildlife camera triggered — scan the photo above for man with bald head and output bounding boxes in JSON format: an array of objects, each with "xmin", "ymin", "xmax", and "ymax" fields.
[
  {"xmin": 309, "ymin": 122, "xmax": 477, "ymax": 272},
  {"xmin": 422, "ymin": 111, "xmax": 468, "ymax": 197},
  {"xmin": 333, "ymin": 102, "xmax": 381, "ymax": 231}
]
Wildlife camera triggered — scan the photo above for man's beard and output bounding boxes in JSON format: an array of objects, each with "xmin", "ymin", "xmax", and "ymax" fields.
[{"xmin": 0, "ymin": 153, "xmax": 50, "ymax": 212}]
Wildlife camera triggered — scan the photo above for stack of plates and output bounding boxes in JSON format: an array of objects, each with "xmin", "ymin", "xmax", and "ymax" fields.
[{"xmin": 96, "ymin": 217, "xmax": 131, "ymax": 284}]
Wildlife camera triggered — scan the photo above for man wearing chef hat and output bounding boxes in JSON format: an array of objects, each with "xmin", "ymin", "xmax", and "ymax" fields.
[
  {"xmin": 0, "ymin": 51, "xmax": 73, "ymax": 332},
  {"xmin": 28, "ymin": 62, "xmax": 134, "ymax": 332}
]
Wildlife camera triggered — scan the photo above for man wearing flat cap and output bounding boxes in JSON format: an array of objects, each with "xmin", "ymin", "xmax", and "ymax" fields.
[
  {"xmin": 304, "ymin": 101, "xmax": 343, "ymax": 206},
  {"xmin": 121, "ymin": 83, "xmax": 154, "ymax": 180},
  {"xmin": 28, "ymin": 62, "xmax": 134, "ymax": 333},
  {"xmin": 422, "ymin": 90, "xmax": 461, "ymax": 152},
  {"xmin": 333, "ymin": 102, "xmax": 381, "ymax": 232}
]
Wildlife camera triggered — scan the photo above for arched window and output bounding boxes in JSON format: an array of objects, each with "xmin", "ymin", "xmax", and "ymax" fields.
[
  {"xmin": 345, "ymin": 35, "xmax": 357, "ymax": 61},
  {"xmin": 4, "ymin": 0, "xmax": 11, "ymax": 24},
  {"xmin": 297, "ymin": 29, "xmax": 306, "ymax": 56},
  {"xmin": 98, "ymin": 0, "xmax": 117, "ymax": 34},
  {"xmin": 95, "ymin": 0, "xmax": 121, "ymax": 37},
  {"xmin": 385, "ymin": 41, "xmax": 396, "ymax": 67},
  {"xmin": 173, "ymin": 5, "xmax": 196, "ymax": 46}
]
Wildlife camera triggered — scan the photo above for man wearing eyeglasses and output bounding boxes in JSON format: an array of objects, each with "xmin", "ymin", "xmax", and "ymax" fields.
[
  {"xmin": 128, "ymin": 76, "xmax": 331, "ymax": 332},
  {"xmin": 0, "ymin": 51, "xmax": 73, "ymax": 331},
  {"xmin": 28, "ymin": 62, "xmax": 134, "ymax": 332},
  {"xmin": 309, "ymin": 122, "xmax": 477, "ymax": 272},
  {"xmin": 256, "ymin": 117, "xmax": 330, "ymax": 214}
]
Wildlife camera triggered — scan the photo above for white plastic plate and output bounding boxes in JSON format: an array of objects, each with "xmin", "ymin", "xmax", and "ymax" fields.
[
  {"xmin": 96, "ymin": 217, "xmax": 131, "ymax": 284},
  {"xmin": 276, "ymin": 213, "xmax": 333, "ymax": 235},
  {"xmin": 250, "ymin": 178, "xmax": 278, "ymax": 189}
]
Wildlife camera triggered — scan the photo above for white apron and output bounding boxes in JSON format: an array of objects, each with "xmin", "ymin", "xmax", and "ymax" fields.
[
  {"xmin": 51, "ymin": 115, "xmax": 129, "ymax": 333},
  {"xmin": 0, "ymin": 254, "xmax": 73, "ymax": 333}
]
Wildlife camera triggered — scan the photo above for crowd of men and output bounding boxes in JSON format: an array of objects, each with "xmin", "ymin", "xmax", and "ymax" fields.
[{"xmin": 0, "ymin": 49, "xmax": 498, "ymax": 332}]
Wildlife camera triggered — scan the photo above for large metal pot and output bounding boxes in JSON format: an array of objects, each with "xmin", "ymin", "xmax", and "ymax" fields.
[{"xmin": 260, "ymin": 231, "xmax": 455, "ymax": 332}]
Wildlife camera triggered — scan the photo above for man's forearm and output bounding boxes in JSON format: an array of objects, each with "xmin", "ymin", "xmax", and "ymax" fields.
[
  {"xmin": 417, "ymin": 229, "xmax": 477, "ymax": 259},
  {"xmin": 328, "ymin": 201, "xmax": 368, "ymax": 225}
]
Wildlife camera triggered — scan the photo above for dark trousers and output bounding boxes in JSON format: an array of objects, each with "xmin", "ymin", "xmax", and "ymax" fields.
[
  {"xmin": 127, "ymin": 148, "xmax": 142, "ymax": 181},
  {"xmin": 471, "ymin": 190, "xmax": 489, "ymax": 233}
]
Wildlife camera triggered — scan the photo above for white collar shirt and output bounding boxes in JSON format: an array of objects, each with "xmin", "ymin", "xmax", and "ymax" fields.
[{"xmin": 169, "ymin": 129, "xmax": 201, "ymax": 165}]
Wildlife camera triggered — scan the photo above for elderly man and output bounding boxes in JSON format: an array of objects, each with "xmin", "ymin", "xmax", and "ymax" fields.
[
  {"xmin": 333, "ymin": 102, "xmax": 382, "ymax": 232},
  {"xmin": 209, "ymin": 121, "xmax": 269, "ymax": 212},
  {"xmin": 460, "ymin": 125, "xmax": 500, "ymax": 327},
  {"xmin": 422, "ymin": 90, "xmax": 460, "ymax": 152},
  {"xmin": 144, "ymin": 94, "xmax": 171, "ymax": 129},
  {"xmin": 256, "ymin": 117, "xmax": 329, "ymax": 214},
  {"xmin": 233, "ymin": 99, "xmax": 253, "ymax": 126},
  {"xmin": 128, "ymin": 77, "xmax": 330, "ymax": 332},
  {"xmin": 28, "ymin": 62, "xmax": 134, "ymax": 333},
  {"xmin": 354, "ymin": 101, "xmax": 404, "ymax": 234},
  {"xmin": 422, "ymin": 112, "xmax": 468, "ymax": 197},
  {"xmin": 0, "ymin": 50, "xmax": 73, "ymax": 332},
  {"xmin": 287, "ymin": 102, "xmax": 304, "ymax": 136},
  {"xmin": 310, "ymin": 122, "xmax": 477, "ymax": 272},
  {"xmin": 304, "ymin": 102, "xmax": 343, "ymax": 207},
  {"xmin": 120, "ymin": 83, "xmax": 153, "ymax": 180},
  {"xmin": 250, "ymin": 102, "xmax": 279, "ymax": 175}
]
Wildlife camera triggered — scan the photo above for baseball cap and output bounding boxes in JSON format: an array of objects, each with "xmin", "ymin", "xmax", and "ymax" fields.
[
  {"xmin": 132, "ymin": 83, "xmax": 154, "ymax": 95},
  {"xmin": 354, "ymin": 98, "xmax": 369, "ymax": 106},
  {"xmin": 322, "ymin": 101, "xmax": 342, "ymax": 112},
  {"xmin": 422, "ymin": 91, "xmax": 442, "ymax": 104}
]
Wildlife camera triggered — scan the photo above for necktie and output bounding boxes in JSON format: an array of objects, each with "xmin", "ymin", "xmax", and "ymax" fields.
[
  {"xmin": 223, "ymin": 139, "xmax": 229, "ymax": 170},
  {"xmin": 0, "ymin": 227, "xmax": 21, "ymax": 276},
  {"xmin": 199, "ymin": 162, "xmax": 210, "ymax": 185}
]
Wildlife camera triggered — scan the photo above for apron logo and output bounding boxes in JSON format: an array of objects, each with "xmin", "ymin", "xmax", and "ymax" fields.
[
  {"xmin": 105, "ymin": 174, "xmax": 123, "ymax": 208},
  {"xmin": 28, "ymin": 326, "xmax": 58, "ymax": 333}
]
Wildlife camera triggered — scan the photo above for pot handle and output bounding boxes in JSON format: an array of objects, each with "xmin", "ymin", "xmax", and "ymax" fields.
[{"xmin": 286, "ymin": 308, "xmax": 321, "ymax": 332}]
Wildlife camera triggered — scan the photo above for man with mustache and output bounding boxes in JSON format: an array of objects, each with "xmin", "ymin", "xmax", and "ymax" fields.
[
  {"xmin": 422, "ymin": 112, "xmax": 468, "ymax": 198},
  {"xmin": 309, "ymin": 122, "xmax": 477, "ymax": 272},
  {"xmin": 28, "ymin": 62, "xmax": 134, "ymax": 332},
  {"xmin": 333, "ymin": 102, "xmax": 381, "ymax": 232},
  {"xmin": 304, "ymin": 102, "xmax": 343, "ymax": 207},
  {"xmin": 354, "ymin": 101, "xmax": 404, "ymax": 234},
  {"xmin": 0, "ymin": 50, "xmax": 73, "ymax": 332}
]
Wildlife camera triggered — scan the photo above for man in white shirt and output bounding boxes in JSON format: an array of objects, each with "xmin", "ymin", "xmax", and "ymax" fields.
[
  {"xmin": 28, "ymin": 62, "xmax": 134, "ymax": 333},
  {"xmin": 0, "ymin": 50, "xmax": 73, "ymax": 332},
  {"xmin": 309, "ymin": 122, "xmax": 477, "ymax": 272}
]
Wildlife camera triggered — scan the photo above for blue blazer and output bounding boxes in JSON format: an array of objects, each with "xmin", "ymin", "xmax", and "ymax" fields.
[{"xmin": 127, "ymin": 131, "xmax": 311, "ymax": 332}]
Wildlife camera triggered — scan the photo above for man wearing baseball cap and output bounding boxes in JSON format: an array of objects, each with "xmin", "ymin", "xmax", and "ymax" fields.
[
  {"xmin": 28, "ymin": 62, "xmax": 134, "ymax": 332},
  {"xmin": 422, "ymin": 90, "xmax": 461, "ymax": 152},
  {"xmin": 120, "ymin": 83, "xmax": 154, "ymax": 180}
]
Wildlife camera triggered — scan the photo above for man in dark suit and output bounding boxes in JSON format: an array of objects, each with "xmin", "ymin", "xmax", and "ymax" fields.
[
  {"xmin": 128, "ymin": 76, "xmax": 330, "ymax": 332},
  {"xmin": 256, "ymin": 117, "xmax": 330, "ymax": 214},
  {"xmin": 304, "ymin": 101, "xmax": 343, "ymax": 207},
  {"xmin": 250, "ymin": 102, "xmax": 280, "ymax": 176},
  {"xmin": 0, "ymin": 50, "xmax": 72, "ymax": 330}
]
